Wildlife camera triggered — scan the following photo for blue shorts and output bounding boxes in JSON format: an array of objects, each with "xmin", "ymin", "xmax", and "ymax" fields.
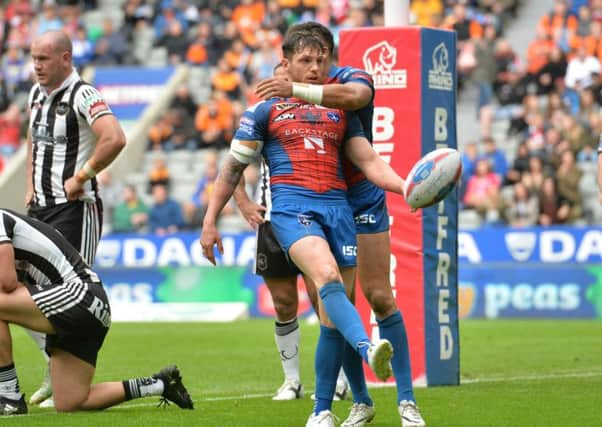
[
  {"xmin": 270, "ymin": 201, "xmax": 357, "ymax": 267},
  {"xmin": 347, "ymin": 179, "xmax": 390, "ymax": 234}
]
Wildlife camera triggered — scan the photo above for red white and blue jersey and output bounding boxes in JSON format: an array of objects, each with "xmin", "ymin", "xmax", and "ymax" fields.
[
  {"xmin": 234, "ymin": 98, "xmax": 365, "ymax": 204},
  {"xmin": 327, "ymin": 65, "xmax": 376, "ymax": 187}
]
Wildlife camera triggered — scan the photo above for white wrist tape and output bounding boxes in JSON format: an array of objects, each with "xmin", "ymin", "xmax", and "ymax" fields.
[
  {"xmin": 83, "ymin": 162, "xmax": 97, "ymax": 179},
  {"xmin": 292, "ymin": 83, "xmax": 324, "ymax": 105}
]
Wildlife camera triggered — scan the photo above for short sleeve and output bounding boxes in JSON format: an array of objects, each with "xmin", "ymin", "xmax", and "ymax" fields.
[
  {"xmin": 344, "ymin": 111, "xmax": 366, "ymax": 141},
  {"xmin": 74, "ymin": 85, "xmax": 113, "ymax": 126}
]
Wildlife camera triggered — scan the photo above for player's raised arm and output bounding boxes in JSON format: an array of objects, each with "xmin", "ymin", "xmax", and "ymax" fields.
[
  {"xmin": 255, "ymin": 78, "xmax": 372, "ymax": 111},
  {"xmin": 344, "ymin": 135, "xmax": 406, "ymax": 197}
]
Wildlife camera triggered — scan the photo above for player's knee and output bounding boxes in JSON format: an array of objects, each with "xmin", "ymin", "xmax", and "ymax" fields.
[
  {"xmin": 273, "ymin": 297, "xmax": 297, "ymax": 320},
  {"xmin": 366, "ymin": 288, "xmax": 396, "ymax": 318},
  {"xmin": 53, "ymin": 392, "xmax": 88, "ymax": 412},
  {"xmin": 315, "ymin": 264, "xmax": 340, "ymax": 286}
]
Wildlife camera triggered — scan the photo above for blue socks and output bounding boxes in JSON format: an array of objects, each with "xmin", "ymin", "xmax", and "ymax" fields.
[
  {"xmin": 377, "ymin": 310, "xmax": 415, "ymax": 403},
  {"xmin": 342, "ymin": 341, "xmax": 373, "ymax": 406},
  {"xmin": 319, "ymin": 282, "xmax": 371, "ymax": 362},
  {"xmin": 314, "ymin": 325, "xmax": 344, "ymax": 414}
]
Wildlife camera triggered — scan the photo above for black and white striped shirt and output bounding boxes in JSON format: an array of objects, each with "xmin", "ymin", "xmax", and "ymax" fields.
[
  {"xmin": 28, "ymin": 69, "xmax": 113, "ymax": 207},
  {"xmin": 259, "ymin": 160, "xmax": 272, "ymax": 221},
  {"xmin": 0, "ymin": 209, "xmax": 99, "ymax": 287}
]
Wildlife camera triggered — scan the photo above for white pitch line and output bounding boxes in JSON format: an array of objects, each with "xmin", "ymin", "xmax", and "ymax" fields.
[
  {"xmin": 462, "ymin": 371, "xmax": 602, "ymax": 384},
  {"xmin": 10, "ymin": 371, "xmax": 602, "ymax": 418}
]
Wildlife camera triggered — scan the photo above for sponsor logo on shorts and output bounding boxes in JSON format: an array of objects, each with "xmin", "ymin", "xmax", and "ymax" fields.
[
  {"xmin": 355, "ymin": 214, "xmax": 376, "ymax": 224},
  {"xmin": 88, "ymin": 295, "xmax": 111, "ymax": 327},
  {"xmin": 297, "ymin": 214, "xmax": 312, "ymax": 226}
]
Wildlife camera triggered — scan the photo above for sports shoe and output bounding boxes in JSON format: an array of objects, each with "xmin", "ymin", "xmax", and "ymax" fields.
[
  {"xmin": 0, "ymin": 395, "xmax": 27, "ymax": 415},
  {"xmin": 38, "ymin": 397, "xmax": 54, "ymax": 408},
  {"xmin": 367, "ymin": 339, "xmax": 394, "ymax": 381},
  {"xmin": 29, "ymin": 370, "xmax": 52, "ymax": 405},
  {"xmin": 306, "ymin": 410, "xmax": 339, "ymax": 427},
  {"xmin": 272, "ymin": 378, "xmax": 303, "ymax": 400},
  {"xmin": 341, "ymin": 402, "xmax": 375, "ymax": 426},
  {"xmin": 153, "ymin": 365, "xmax": 193, "ymax": 409},
  {"xmin": 399, "ymin": 400, "xmax": 425, "ymax": 427}
]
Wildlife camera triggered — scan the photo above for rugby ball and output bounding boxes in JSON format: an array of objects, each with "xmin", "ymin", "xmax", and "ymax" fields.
[{"xmin": 403, "ymin": 148, "xmax": 462, "ymax": 209}]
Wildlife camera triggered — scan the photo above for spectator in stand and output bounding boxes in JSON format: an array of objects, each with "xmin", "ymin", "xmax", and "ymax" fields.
[
  {"xmin": 35, "ymin": 1, "xmax": 63, "ymax": 35},
  {"xmin": 147, "ymin": 156, "xmax": 171, "ymax": 193},
  {"xmin": 501, "ymin": 181, "xmax": 539, "ymax": 227},
  {"xmin": 225, "ymin": 38, "xmax": 252, "ymax": 79},
  {"xmin": 186, "ymin": 21, "xmax": 220, "ymax": 66},
  {"xmin": 564, "ymin": 44, "xmax": 601, "ymax": 90},
  {"xmin": 170, "ymin": 84, "xmax": 198, "ymax": 120},
  {"xmin": 556, "ymin": 149, "xmax": 583, "ymax": 222},
  {"xmin": 153, "ymin": 3, "xmax": 188, "ymax": 40},
  {"xmin": 536, "ymin": 46, "xmax": 567, "ymax": 95},
  {"xmin": 561, "ymin": 113, "xmax": 590, "ymax": 153},
  {"xmin": 263, "ymin": 0, "xmax": 288, "ymax": 36},
  {"xmin": 231, "ymin": 0, "xmax": 265, "ymax": 48},
  {"xmin": 93, "ymin": 19, "xmax": 129, "ymax": 65},
  {"xmin": 472, "ymin": 24, "xmax": 498, "ymax": 116},
  {"xmin": 480, "ymin": 136, "xmax": 508, "ymax": 179},
  {"xmin": 249, "ymin": 39, "xmax": 281, "ymax": 81},
  {"xmin": 410, "ymin": 0, "xmax": 443, "ymax": 27},
  {"xmin": 0, "ymin": 103, "xmax": 21, "ymax": 158},
  {"xmin": 577, "ymin": 87, "xmax": 600, "ymax": 126},
  {"xmin": 164, "ymin": 108, "xmax": 196, "ymax": 151},
  {"xmin": 0, "ymin": 75, "xmax": 9, "ymax": 113},
  {"xmin": 538, "ymin": 0, "xmax": 578, "ymax": 39},
  {"xmin": 148, "ymin": 112, "xmax": 174, "ymax": 151},
  {"xmin": 112, "ymin": 184, "xmax": 150, "ymax": 233},
  {"xmin": 71, "ymin": 26, "xmax": 94, "ymax": 70},
  {"xmin": 577, "ymin": 140, "xmax": 598, "ymax": 164},
  {"xmin": 1, "ymin": 44, "xmax": 26, "ymax": 95},
  {"xmin": 212, "ymin": 57, "xmax": 243, "ymax": 100},
  {"xmin": 522, "ymin": 155, "xmax": 549, "ymax": 195},
  {"xmin": 97, "ymin": 169, "xmax": 124, "ymax": 231},
  {"xmin": 460, "ymin": 141, "xmax": 478, "ymax": 201},
  {"xmin": 463, "ymin": 157, "xmax": 502, "ymax": 223},
  {"xmin": 148, "ymin": 183, "xmax": 185, "ymax": 235},
  {"xmin": 526, "ymin": 27, "xmax": 556, "ymax": 80},
  {"xmin": 538, "ymin": 176, "xmax": 570, "ymax": 225},
  {"xmin": 505, "ymin": 141, "xmax": 530, "ymax": 185},
  {"xmin": 156, "ymin": 19, "xmax": 189, "ymax": 65},
  {"xmin": 183, "ymin": 150, "xmax": 220, "ymax": 228},
  {"xmin": 194, "ymin": 97, "xmax": 232, "ymax": 150}
]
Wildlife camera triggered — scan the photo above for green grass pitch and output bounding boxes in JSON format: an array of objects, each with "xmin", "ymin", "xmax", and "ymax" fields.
[{"xmin": 6, "ymin": 319, "xmax": 602, "ymax": 426}]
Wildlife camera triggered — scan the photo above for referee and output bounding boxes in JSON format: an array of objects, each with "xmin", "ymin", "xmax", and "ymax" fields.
[{"xmin": 25, "ymin": 30, "xmax": 126, "ymax": 407}]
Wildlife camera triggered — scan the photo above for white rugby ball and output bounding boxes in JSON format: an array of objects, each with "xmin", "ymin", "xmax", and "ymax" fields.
[{"xmin": 403, "ymin": 148, "xmax": 462, "ymax": 209}]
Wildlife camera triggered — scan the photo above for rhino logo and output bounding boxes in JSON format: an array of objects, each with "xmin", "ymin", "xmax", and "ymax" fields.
[
  {"xmin": 428, "ymin": 42, "xmax": 453, "ymax": 91},
  {"xmin": 362, "ymin": 41, "xmax": 407, "ymax": 90},
  {"xmin": 363, "ymin": 41, "xmax": 397, "ymax": 74},
  {"xmin": 432, "ymin": 43, "xmax": 449, "ymax": 73}
]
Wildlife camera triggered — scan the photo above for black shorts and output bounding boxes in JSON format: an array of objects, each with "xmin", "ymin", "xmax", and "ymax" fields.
[
  {"xmin": 28, "ymin": 199, "xmax": 103, "ymax": 265},
  {"xmin": 27, "ymin": 281, "xmax": 111, "ymax": 367},
  {"xmin": 255, "ymin": 221, "xmax": 300, "ymax": 278}
]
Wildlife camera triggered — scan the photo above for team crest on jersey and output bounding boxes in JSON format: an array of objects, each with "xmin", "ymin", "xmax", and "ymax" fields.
[
  {"xmin": 300, "ymin": 110, "xmax": 321, "ymax": 122},
  {"xmin": 326, "ymin": 111, "xmax": 340, "ymax": 123},
  {"xmin": 275, "ymin": 102, "xmax": 300, "ymax": 111},
  {"xmin": 56, "ymin": 102, "xmax": 70, "ymax": 115},
  {"xmin": 273, "ymin": 112, "xmax": 295, "ymax": 123},
  {"xmin": 297, "ymin": 214, "xmax": 312, "ymax": 226}
]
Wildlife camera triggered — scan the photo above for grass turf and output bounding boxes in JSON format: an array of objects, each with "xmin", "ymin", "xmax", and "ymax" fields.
[{"xmin": 6, "ymin": 319, "xmax": 602, "ymax": 426}]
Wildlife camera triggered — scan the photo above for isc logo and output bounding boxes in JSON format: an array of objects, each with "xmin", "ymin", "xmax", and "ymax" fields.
[
  {"xmin": 342, "ymin": 245, "xmax": 357, "ymax": 256},
  {"xmin": 355, "ymin": 214, "xmax": 376, "ymax": 224}
]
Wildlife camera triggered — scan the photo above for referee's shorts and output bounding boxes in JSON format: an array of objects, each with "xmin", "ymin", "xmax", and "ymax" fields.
[
  {"xmin": 28, "ymin": 199, "xmax": 103, "ymax": 266},
  {"xmin": 254, "ymin": 221, "xmax": 300, "ymax": 278}
]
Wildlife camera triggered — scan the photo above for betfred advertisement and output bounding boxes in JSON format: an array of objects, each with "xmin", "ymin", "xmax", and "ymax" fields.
[
  {"xmin": 94, "ymin": 67, "xmax": 175, "ymax": 120},
  {"xmin": 340, "ymin": 27, "xmax": 459, "ymax": 386}
]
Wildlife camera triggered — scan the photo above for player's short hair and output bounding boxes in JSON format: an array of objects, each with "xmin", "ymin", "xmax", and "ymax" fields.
[
  {"xmin": 281, "ymin": 31, "xmax": 325, "ymax": 59},
  {"xmin": 285, "ymin": 22, "xmax": 335, "ymax": 57}
]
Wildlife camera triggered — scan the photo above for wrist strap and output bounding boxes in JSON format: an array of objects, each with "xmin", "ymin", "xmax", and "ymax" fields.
[{"xmin": 292, "ymin": 83, "xmax": 324, "ymax": 105}]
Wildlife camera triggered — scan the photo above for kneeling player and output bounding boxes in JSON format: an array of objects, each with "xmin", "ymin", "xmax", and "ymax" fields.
[{"xmin": 0, "ymin": 209, "xmax": 193, "ymax": 414}]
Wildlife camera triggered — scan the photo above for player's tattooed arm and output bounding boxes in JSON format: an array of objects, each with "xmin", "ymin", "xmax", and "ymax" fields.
[{"xmin": 220, "ymin": 155, "xmax": 247, "ymax": 189}]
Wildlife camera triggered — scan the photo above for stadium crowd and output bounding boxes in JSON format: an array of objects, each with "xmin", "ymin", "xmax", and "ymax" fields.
[{"xmin": 1, "ymin": 0, "xmax": 600, "ymax": 232}]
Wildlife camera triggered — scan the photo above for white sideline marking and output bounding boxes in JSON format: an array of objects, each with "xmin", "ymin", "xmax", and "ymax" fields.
[{"xmin": 11, "ymin": 371, "xmax": 602, "ymax": 418}]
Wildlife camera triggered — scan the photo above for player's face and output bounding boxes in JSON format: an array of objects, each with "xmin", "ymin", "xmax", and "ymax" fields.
[
  {"xmin": 31, "ymin": 39, "xmax": 70, "ymax": 91},
  {"xmin": 284, "ymin": 47, "xmax": 324, "ymax": 84}
]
